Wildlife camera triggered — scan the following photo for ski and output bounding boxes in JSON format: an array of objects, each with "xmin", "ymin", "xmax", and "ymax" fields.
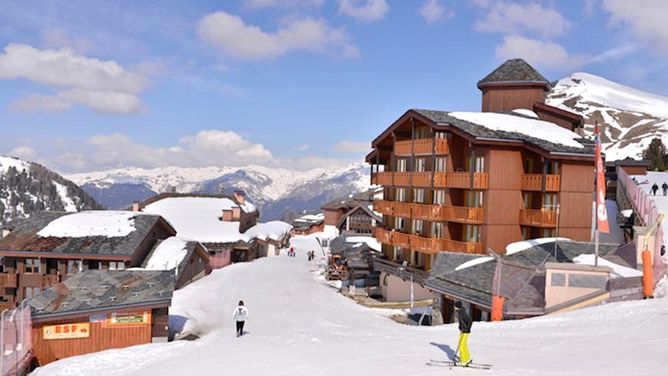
[{"xmin": 427, "ymin": 360, "xmax": 492, "ymax": 370}]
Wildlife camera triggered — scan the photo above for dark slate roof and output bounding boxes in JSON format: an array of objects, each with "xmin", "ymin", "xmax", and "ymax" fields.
[
  {"xmin": 426, "ymin": 240, "xmax": 622, "ymax": 315},
  {"xmin": 413, "ymin": 109, "xmax": 594, "ymax": 155},
  {"xmin": 478, "ymin": 58, "xmax": 549, "ymax": 87},
  {"xmin": 29, "ymin": 270, "xmax": 174, "ymax": 318},
  {"xmin": 322, "ymin": 188, "xmax": 381, "ymax": 210},
  {"xmin": 0, "ymin": 211, "xmax": 173, "ymax": 257}
]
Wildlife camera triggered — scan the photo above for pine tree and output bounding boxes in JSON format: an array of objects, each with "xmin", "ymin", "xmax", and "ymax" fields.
[{"xmin": 642, "ymin": 138, "xmax": 668, "ymax": 171}]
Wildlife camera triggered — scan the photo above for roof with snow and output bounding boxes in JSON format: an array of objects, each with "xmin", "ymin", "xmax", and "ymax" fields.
[
  {"xmin": 0, "ymin": 211, "xmax": 175, "ymax": 257},
  {"xmin": 477, "ymin": 58, "xmax": 549, "ymax": 87},
  {"xmin": 426, "ymin": 240, "xmax": 628, "ymax": 316},
  {"xmin": 142, "ymin": 237, "xmax": 209, "ymax": 274},
  {"xmin": 29, "ymin": 270, "xmax": 174, "ymax": 319}
]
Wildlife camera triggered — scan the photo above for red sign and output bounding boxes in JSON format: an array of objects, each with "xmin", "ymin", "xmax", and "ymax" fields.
[{"xmin": 595, "ymin": 123, "xmax": 609, "ymax": 233}]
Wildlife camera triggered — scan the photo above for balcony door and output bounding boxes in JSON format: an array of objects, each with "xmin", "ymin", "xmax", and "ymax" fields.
[
  {"xmin": 464, "ymin": 224, "xmax": 481, "ymax": 243},
  {"xmin": 465, "ymin": 191, "xmax": 483, "ymax": 208},
  {"xmin": 466, "ymin": 156, "xmax": 485, "ymax": 173},
  {"xmin": 543, "ymin": 193, "xmax": 558, "ymax": 211}
]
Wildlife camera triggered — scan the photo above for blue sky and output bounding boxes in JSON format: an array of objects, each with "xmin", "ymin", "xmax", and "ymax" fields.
[{"xmin": 0, "ymin": 0, "xmax": 666, "ymax": 173}]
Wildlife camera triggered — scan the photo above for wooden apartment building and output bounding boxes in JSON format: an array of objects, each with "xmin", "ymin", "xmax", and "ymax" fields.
[
  {"xmin": 366, "ymin": 59, "xmax": 595, "ymax": 299},
  {"xmin": 0, "ymin": 211, "xmax": 176, "ymax": 310}
]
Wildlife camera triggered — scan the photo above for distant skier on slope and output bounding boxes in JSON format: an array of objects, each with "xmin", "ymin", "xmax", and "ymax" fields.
[
  {"xmin": 454, "ymin": 301, "xmax": 473, "ymax": 366},
  {"xmin": 233, "ymin": 300, "xmax": 249, "ymax": 337}
]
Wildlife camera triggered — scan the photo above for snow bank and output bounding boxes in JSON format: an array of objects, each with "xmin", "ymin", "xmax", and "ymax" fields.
[
  {"xmin": 511, "ymin": 109, "xmax": 539, "ymax": 119},
  {"xmin": 37, "ymin": 211, "xmax": 138, "ymax": 238},
  {"xmin": 145, "ymin": 237, "xmax": 189, "ymax": 271},
  {"xmin": 454, "ymin": 256, "xmax": 494, "ymax": 271},
  {"xmin": 505, "ymin": 237, "xmax": 571, "ymax": 255},
  {"xmin": 345, "ymin": 236, "xmax": 381, "ymax": 251},
  {"xmin": 449, "ymin": 112, "xmax": 585, "ymax": 149},
  {"xmin": 572, "ymin": 254, "xmax": 642, "ymax": 278}
]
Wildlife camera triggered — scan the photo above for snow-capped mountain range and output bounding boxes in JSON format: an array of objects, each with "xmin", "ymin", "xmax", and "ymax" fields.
[
  {"xmin": 547, "ymin": 72, "xmax": 668, "ymax": 160},
  {"xmin": 66, "ymin": 164, "xmax": 371, "ymax": 220},
  {"xmin": 0, "ymin": 156, "xmax": 101, "ymax": 225}
]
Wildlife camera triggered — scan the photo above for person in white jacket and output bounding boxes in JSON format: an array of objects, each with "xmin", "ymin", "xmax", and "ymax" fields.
[{"xmin": 233, "ymin": 300, "xmax": 249, "ymax": 337}]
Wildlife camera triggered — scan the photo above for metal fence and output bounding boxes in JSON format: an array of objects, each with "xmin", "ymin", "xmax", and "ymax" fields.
[
  {"xmin": 0, "ymin": 301, "xmax": 32, "ymax": 376},
  {"xmin": 617, "ymin": 167, "xmax": 664, "ymax": 279}
]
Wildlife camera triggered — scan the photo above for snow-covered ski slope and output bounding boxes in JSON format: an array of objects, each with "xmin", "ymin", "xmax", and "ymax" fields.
[{"xmin": 33, "ymin": 240, "xmax": 668, "ymax": 376}]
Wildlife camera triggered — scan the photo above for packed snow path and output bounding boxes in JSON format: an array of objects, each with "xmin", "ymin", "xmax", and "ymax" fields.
[{"xmin": 34, "ymin": 241, "xmax": 668, "ymax": 375}]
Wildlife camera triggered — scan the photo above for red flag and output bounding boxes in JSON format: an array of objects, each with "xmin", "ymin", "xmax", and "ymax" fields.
[{"xmin": 595, "ymin": 123, "xmax": 609, "ymax": 233}]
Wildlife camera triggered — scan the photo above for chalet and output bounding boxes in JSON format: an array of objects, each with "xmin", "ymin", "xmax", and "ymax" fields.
[
  {"xmin": 28, "ymin": 270, "xmax": 174, "ymax": 366},
  {"xmin": 141, "ymin": 237, "xmax": 210, "ymax": 288},
  {"xmin": 426, "ymin": 239, "xmax": 641, "ymax": 323},
  {"xmin": 366, "ymin": 58, "xmax": 594, "ymax": 303},
  {"xmin": 0, "ymin": 211, "xmax": 175, "ymax": 310},
  {"xmin": 291, "ymin": 213, "xmax": 325, "ymax": 235},
  {"xmin": 321, "ymin": 188, "xmax": 382, "ymax": 227},
  {"xmin": 245, "ymin": 221, "xmax": 292, "ymax": 257},
  {"xmin": 336, "ymin": 205, "xmax": 381, "ymax": 236}
]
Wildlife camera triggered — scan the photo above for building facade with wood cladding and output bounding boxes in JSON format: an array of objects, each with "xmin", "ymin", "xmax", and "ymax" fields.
[
  {"xmin": 28, "ymin": 270, "xmax": 175, "ymax": 366},
  {"xmin": 0, "ymin": 211, "xmax": 176, "ymax": 310},
  {"xmin": 366, "ymin": 59, "xmax": 595, "ymax": 301}
]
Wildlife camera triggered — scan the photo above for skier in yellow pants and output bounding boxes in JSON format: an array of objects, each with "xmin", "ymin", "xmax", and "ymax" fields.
[{"xmin": 454, "ymin": 301, "xmax": 473, "ymax": 366}]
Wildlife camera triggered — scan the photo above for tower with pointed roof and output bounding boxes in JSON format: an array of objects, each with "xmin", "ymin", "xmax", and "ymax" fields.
[{"xmin": 477, "ymin": 58, "xmax": 550, "ymax": 113}]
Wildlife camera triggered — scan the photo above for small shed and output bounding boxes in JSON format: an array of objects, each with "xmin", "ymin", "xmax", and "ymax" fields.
[
  {"xmin": 28, "ymin": 270, "xmax": 175, "ymax": 366},
  {"xmin": 142, "ymin": 237, "xmax": 210, "ymax": 288}
]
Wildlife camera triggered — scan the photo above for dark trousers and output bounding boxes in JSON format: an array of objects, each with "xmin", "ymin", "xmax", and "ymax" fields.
[{"xmin": 236, "ymin": 320, "xmax": 245, "ymax": 335}]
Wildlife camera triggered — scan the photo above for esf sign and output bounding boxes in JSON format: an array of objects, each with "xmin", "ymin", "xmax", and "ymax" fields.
[{"xmin": 43, "ymin": 323, "xmax": 90, "ymax": 340}]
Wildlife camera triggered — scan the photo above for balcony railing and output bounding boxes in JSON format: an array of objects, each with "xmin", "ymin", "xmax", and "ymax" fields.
[
  {"xmin": 521, "ymin": 174, "xmax": 560, "ymax": 192},
  {"xmin": 394, "ymin": 138, "xmax": 449, "ymax": 156},
  {"xmin": 519, "ymin": 209, "xmax": 558, "ymax": 228},
  {"xmin": 0, "ymin": 273, "xmax": 17, "ymax": 288},
  {"xmin": 370, "ymin": 171, "xmax": 489, "ymax": 189},
  {"xmin": 374, "ymin": 201, "xmax": 484, "ymax": 224},
  {"xmin": 373, "ymin": 227, "xmax": 484, "ymax": 255}
]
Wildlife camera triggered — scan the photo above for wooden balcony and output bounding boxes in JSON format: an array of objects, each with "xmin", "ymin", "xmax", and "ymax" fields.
[
  {"xmin": 376, "ymin": 172, "xmax": 393, "ymax": 185},
  {"xmin": 374, "ymin": 227, "xmax": 484, "ymax": 255},
  {"xmin": 0, "ymin": 273, "xmax": 18, "ymax": 288},
  {"xmin": 394, "ymin": 138, "xmax": 449, "ymax": 156},
  {"xmin": 411, "ymin": 203, "xmax": 484, "ymax": 224},
  {"xmin": 411, "ymin": 172, "xmax": 432, "ymax": 188},
  {"xmin": 442, "ymin": 172, "xmax": 489, "ymax": 189},
  {"xmin": 521, "ymin": 174, "xmax": 561, "ymax": 192},
  {"xmin": 394, "ymin": 172, "xmax": 411, "ymax": 186},
  {"xmin": 519, "ymin": 209, "xmax": 558, "ymax": 228}
]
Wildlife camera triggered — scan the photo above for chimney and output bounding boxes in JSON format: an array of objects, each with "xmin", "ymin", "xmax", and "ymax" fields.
[
  {"xmin": 132, "ymin": 201, "xmax": 141, "ymax": 212},
  {"xmin": 221, "ymin": 209, "xmax": 233, "ymax": 222},
  {"xmin": 233, "ymin": 190, "xmax": 246, "ymax": 205},
  {"xmin": 232, "ymin": 207, "xmax": 241, "ymax": 220}
]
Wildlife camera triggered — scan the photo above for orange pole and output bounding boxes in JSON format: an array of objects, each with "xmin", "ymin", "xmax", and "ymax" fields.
[
  {"xmin": 642, "ymin": 250, "xmax": 654, "ymax": 298},
  {"xmin": 491, "ymin": 295, "xmax": 504, "ymax": 321}
]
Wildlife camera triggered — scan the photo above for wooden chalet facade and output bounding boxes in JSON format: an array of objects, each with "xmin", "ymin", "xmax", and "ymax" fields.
[
  {"xmin": 28, "ymin": 270, "xmax": 174, "ymax": 366},
  {"xmin": 336, "ymin": 205, "xmax": 381, "ymax": 235},
  {"xmin": 366, "ymin": 59, "xmax": 595, "ymax": 302},
  {"xmin": 142, "ymin": 238, "xmax": 210, "ymax": 289},
  {"xmin": 0, "ymin": 211, "xmax": 175, "ymax": 310}
]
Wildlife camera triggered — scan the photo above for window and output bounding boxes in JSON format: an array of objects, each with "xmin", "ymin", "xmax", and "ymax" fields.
[
  {"xmin": 109, "ymin": 261, "xmax": 126, "ymax": 271},
  {"xmin": 546, "ymin": 160, "xmax": 559, "ymax": 174},
  {"xmin": 432, "ymin": 222, "xmax": 444, "ymax": 238},
  {"xmin": 396, "ymin": 158, "xmax": 408, "ymax": 172},
  {"xmin": 67, "ymin": 260, "xmax": 82, "ymax": 275},
  {"xmin": 394, "ymin": 217, "xmax": 405, "ymax": 232},
  {"xmin": 24, "ymin": 287, "xmax": 41, "ymax": 299},
  {"xmin": 412, "ymin": 251, "xmax": 424, "ymax": 268},
  {"xmin": 435, "ymin": 131, "xmax": 447, "ymax": 139},
  {"xmin": 466, "ymin": 156, "xmax": 485, "ymax": 173},
  {"xmin": 524, "ymin": 158, "xmax": 535, "ymax": 173},
  {"xmin": 568, "ymin": 274, "xmax": 607, "ymax": 289},
  {"xmin": 25, "ymin": 258, "xmax": 41, "ymax": 274},
  {"xmin": 395, "ymin": 188, "xmax": 407, "ymax": 202},
  {"xmin": 464, "ymin": 225, "xmax": 481, "ymax": 242},
  {"xmin": 465, "ymin": 191, "xmax": 483, "ymax": 208},
  {"xmin": 521, "ymin": 226, "xmax": 530, "ymax": 240},
  {"xmin": 435, "ymin": 157, "xmax": 447, "ymax": 172},
  {"xmin": 541, "ymin": 228, "xmax": 556, "ymax": 237},
  {"xmin": 551, "ymin": 273, "xmax": 566, "ymax": 287},
  {"xmin": 543, "ymin": 193, "xmax": 558, "ymax": 210},
  {"xmin": 393, "ymin": 246, "xmax": 403, "ymax": 262},
  {"xmin": 434, "ymin": 189, "xmax": 446, "ymax": 205},
  {"xmin": 412, "ymin": 219, "xmax": 423, "ymax": 235},
  {"xmin": 413, "ymin": 188, "xmax": 426, "ymax": 204},
  {"xmin": 415, "ymin": 158, "xmax": 426, "ymax": 172},
  {"xmin": 523, "ymin": 193, "xmax": 533, "ymax": 209}
]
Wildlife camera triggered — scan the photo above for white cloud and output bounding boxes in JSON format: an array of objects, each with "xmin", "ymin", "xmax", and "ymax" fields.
[
  {"xmin": 419, "ymin": 0, "xmax": 454, "ymax": 24},
  {"xmin": 243, "ymin": 0, "xmax": 324, "ymax": 9},
  {"xmin": 474, "ymin": 1, "xmax": 570, "ymax": 38},
  {"xmin": 7, "ymin": 146, "xmax": 36, "ymax": 160},
  {"xmin": 332, "ymin": 140, "xmax": 370, "ymax": 153},
  {"xmin": 197, "ymin": 11, "xmax": 358, "ymax": 60},
  {"xmin": 9, "ymin": 93, "xmax": 72, "ymax": 112},
  {"xmin": 0, "ymin": 43, "xmax": 151, "ymax": 114},
  {"xmin": 604, "ymin": 0, "xmax": 668, "ymax": 53},
  {"xmin": 495, "ymin": 35, "xmax": 586, "ymax": 70},
  {"xmin": 337, "ymin": 0, "xmax": 390, "ymax": 23}
]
